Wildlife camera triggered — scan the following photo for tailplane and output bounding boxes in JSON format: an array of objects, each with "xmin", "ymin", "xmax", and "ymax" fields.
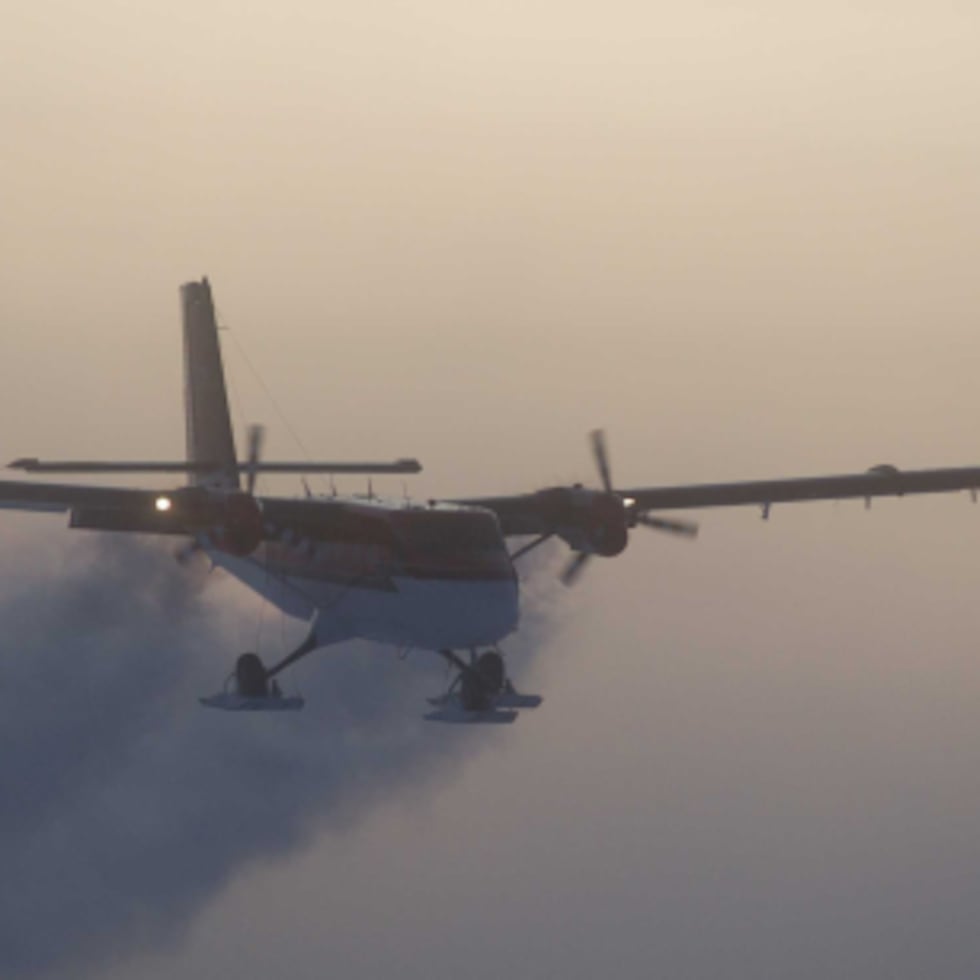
[
  {"xmin": 181, "ymin": 278, "xmax": 240, "ymax": 490},
  {"xmin": 10, "ymin": 280, "xmax": 422, "ymax": 482}
]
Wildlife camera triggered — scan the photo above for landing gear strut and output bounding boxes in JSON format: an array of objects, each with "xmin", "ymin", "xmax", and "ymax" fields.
[{"xmin": 200, "ymin": 626, "xmax": 541, "ymax": 722}]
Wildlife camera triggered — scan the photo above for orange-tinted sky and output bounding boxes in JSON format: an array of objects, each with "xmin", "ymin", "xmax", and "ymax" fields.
[
  {"xmin": 5, "ymin": 2, "xmax": 980, "ymax": 484},
  {"xmin": 5, "ymin": 3, "xmax": 980, "ymax": 978}
]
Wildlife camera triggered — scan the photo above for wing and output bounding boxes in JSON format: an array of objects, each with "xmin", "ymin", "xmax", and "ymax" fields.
[
  {"xmin": 621, "ymin": 465, "xmax": 980, "ymax": 512},
  {"xmin": 455, "ymin": 464, "xmax": 980, "ymax": 536},
  {"xmin": 448, "ymin": 492, "xmax": 560, "ymax": 536},
  {"xmin": 0, "ymin": 479, "xmax": 162, "ymax": 514},
  {"xmin": 0, "ymin": 480, "xmax": 197, "ymax": 534},
  {"xmin": 0, "ymin": 479, "xmax": 399, "ymax": 544}
]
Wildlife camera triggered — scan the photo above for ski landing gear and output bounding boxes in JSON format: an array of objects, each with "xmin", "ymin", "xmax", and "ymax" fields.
[
  {"xmin": 425, "ymin": 649, "xmax": 542, "ymax": 724},
  {"xmin": 199, "ymin": 626, "xmax": 540, "ymax": 722},
  {"xmin": 199, "ymin": 623, "xmax": 320, "ymax": 712},
  {"xmin": 199, "ymin": 652, "xmax": 305, "ymax": 711}
]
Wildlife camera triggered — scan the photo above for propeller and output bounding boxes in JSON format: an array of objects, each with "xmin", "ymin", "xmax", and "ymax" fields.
[
  {"xmin": 590, "ymin": 428, "xmax": 614, "ymax": 494},
  {"xmin": 590, "ymin": 429, "xmax": 698, "ymax": 537},
  {"xmin": 167, "ymin": 424, "xmax": 269, "ymax": 568},
  {"xmin": 174, "ymin": 539, "xmax": 206, "ymax": 567},
  {"xmin": 560, "ymin": 550, "xmax": 593, "ymax": 586},
  {"xmin": 634, "ymin": 512, "xmax": 699, "ymax": 537},
  {"xmin": 560, "ymin": 430, "xmax": 699, "ymax": 585},
  {"xmin": 245, "ymin": 423, "xmax": 265, "ymax": 495}
]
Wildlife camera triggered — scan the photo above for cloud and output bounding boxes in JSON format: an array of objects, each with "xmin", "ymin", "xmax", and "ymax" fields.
[{"xmin": 0, "ymin": 531, "xmax": 554, "ymax": 978}]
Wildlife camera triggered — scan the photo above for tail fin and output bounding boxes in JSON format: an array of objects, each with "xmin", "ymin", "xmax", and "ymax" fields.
[{"xmin": 180, "ymin": 278, "xmax": 240, "ymax": 490}]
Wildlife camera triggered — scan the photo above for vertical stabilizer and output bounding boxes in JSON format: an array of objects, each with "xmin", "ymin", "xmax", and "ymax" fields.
[{"xmin": 181, "ymin": 278, "xmax": 240, "ymax": 490}]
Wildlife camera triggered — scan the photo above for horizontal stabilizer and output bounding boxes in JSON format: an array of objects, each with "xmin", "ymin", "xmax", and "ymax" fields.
[{"xmin": 10, "ymin": 458, "xmax": 422, "ymax": 475}]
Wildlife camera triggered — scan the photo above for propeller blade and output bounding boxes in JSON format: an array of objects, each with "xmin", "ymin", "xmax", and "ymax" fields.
[
  {"xmin": 245, "ymin": 424, "xmax": 266, "ymax": 495},
  {"xmin": 635, "ymin": 513, "xmax": 699, "ymax": 538},
  {"xmin": 174, "ymin": 540, "xmax": 202, "ymax": 565},
  {"xmin": 174, "ymin": 539, "xmax": 214, "ymax": 569},
  {"xmin": 589, "ymin": 429, "xmax": 614, "ymax": 494},
  {"xmin": 560, "ymin": 550, "xmax": 592, "ymax": 586}
]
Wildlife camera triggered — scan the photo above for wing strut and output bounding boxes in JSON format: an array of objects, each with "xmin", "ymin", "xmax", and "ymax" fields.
[{"xmin": 265, "ymin": 620, "xmax": 320, "ymax": 680}]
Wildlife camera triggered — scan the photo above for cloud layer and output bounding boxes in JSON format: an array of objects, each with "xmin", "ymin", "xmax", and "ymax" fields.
[{"xmin": 0, "ymin": 533, "xmax": 551, "ymax": 978}]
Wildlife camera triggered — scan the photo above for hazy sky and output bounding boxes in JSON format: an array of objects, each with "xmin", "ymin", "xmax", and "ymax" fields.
[{"xmin": 5, "ymin": 3, "xmax": 980, "ymax": 978}]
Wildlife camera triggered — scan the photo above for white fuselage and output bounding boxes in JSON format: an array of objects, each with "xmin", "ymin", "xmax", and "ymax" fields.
[{"xmin": 208, "ymin": 498, "xmax": 521, "ymax": 653}]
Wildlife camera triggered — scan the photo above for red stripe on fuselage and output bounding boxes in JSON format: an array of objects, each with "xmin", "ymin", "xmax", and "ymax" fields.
[
  {"xmin": 261, "ymin": 502, "xmax": 515, "ymax": 587},
  {"xmin": 260, "ymin": 541, "xmax": 515, "ymax": 588}
]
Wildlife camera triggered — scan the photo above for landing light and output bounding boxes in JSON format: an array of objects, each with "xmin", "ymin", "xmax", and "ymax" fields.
[
  {"xmin": 155, "ymin": 496, "xmax": 173, "ymax": 513},
  {"xmin": 622, "ymin": 497, "xmax": 636, "ymax": 508}
]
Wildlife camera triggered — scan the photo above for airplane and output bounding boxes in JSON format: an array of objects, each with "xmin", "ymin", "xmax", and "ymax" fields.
[{"xmin": 4, "ymin": 277, "xmax": 980, "ymax": 723}]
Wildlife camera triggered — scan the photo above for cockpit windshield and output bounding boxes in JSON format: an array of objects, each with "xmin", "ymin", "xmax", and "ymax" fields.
[{"xmin": 393, "ymin": 510, "xmax": 504, "ymax": 557}]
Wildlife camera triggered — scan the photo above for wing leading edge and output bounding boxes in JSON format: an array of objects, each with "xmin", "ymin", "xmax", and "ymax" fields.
[
  {"xmin": 455, "ymin": 464, "xmax": 980, "ymax": 537},
  {"xmin": 6, "ymin": 463, "xmax": 980, "ymax": 540},
  {"xmin": 0, "ymin": 480, "xmax": 199, "ymax": 537},
  {"xmin": 622, "ymin": 465, "xmax": 980, "ymax": 512},
  {"xmin": 0, "ymin": 480, "xmax": 447, "ymax": 546},
  {"xmin": 0, "ymin": 480, "xmax": 162, "ymax": 514},
  {"xmin": 0, "ymin": 479, "xmax": 369, "ymax": 541}
]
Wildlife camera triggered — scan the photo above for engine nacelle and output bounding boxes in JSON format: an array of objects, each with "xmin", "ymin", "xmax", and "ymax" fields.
[
  {"xmin": 543, "ymin": 488, "xmax": 629, "ymax": 558},
  {"xmin": 583, "ymin": 491, "xmax": 628, "ymax": 557},
  {"xmin": 166, "ymin": 487, "xmax": 266, "ymax": 556},
  {"xmin": 211, "ymin": 492, "xmax": 265, "ymax": 557}
]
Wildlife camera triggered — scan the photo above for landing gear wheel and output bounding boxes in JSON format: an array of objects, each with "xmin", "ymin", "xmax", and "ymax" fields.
[
  {"xmin": 235, "ymin": 652, "xmax": 269, "ymax": 698},
  {"xmin": 200, "ymin": 651, "xmax": 303, "ymax": 712},
  {"xmin": 426, "ymin": 648, "xmax": 541, "ymax": 722},
  {"xmin": 474, "ymin": 650, "xmax": 505, "ymax": 696}
]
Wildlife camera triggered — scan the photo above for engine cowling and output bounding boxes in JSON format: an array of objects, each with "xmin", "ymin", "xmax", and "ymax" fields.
[
  {"xmin": 543, "ymin": 487, "xmax": 629, "ymax": 558},
  {"xmin": 211, "ymin": 492, "xmax": 265, "ymax": 557},
  {"xmin": 584, "ymin": 491, "xmax": 628, "ymax": 557},
  {"xmin": 156, "ymin": 486, "xmax": 266, "ymax": 557}
]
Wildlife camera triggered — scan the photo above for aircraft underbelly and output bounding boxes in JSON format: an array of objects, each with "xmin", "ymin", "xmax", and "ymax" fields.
[
  {"xmin": 301, "ymin": 575, "xmax": 520, "ymax": 651},
  {"xmin": 211, "ymin": 551, "xmax": 519, "ymax": 651}
]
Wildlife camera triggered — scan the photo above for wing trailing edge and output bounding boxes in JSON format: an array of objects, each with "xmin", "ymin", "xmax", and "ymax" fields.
[{"xmin": 455, "ymin": 464, "xmax": 980, "ymax": 537}]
